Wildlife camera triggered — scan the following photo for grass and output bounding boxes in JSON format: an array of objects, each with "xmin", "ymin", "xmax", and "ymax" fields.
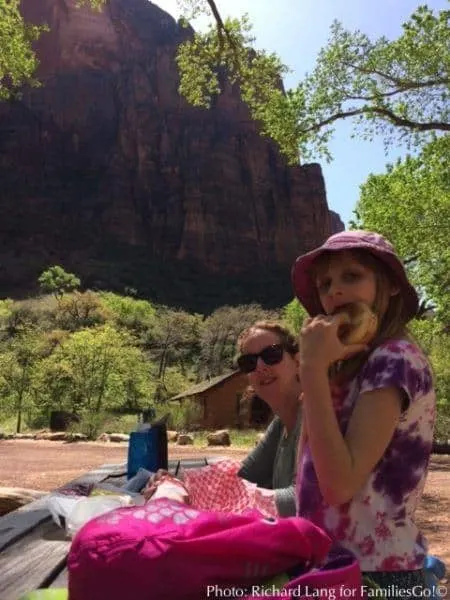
[
  {"xmin": 0, "ymin": 413, "xmax": 262, "ymax": 447},
  {"xmin": 0, "ymin": 415, "xmax": 20, "ymax": 434},
  {"xmin": 99, "ymin": 414, "xmax": 140, "ymax": 434},
  {"xmin": 192, "ymin": 429, "xmax": 260, "ymax": 448},
  {"xmin": 99, "ymin": 415, "xmax": 262, "ymax": 447},
  {"xmin": 97, "ymin": 416, "xmax": 262, "ymax": 448},
  {"xmin": 0, "ymin": 414, "xmax": 46, "ymax": 434},
  {"xmin": 3, "ymin": 408, "xmax": 450, "ymax": 446}
]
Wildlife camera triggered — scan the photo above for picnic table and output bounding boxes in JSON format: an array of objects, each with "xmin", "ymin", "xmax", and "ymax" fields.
[{"xmin": 0, "ymin": 458, "xmax": 208, "ymax": 600}]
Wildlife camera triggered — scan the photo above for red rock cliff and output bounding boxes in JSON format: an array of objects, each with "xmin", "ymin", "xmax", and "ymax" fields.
[{"xmin": 0, "ymin": 0, "xmax": 332, "ymax": 309}]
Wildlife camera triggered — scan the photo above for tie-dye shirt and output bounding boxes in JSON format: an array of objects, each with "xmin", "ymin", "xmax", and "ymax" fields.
[{"xmin": 296, "ymin": 339, "xmax": 435, "ymax": 571}]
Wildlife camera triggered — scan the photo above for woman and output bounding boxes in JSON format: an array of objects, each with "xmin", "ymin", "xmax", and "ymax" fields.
[
  {"xmin": 235, "ymin": 320, "xmax": 302, "ymax": 517},
  {"xmin": 145, "ymin": 320, "xmax": 302, "ymax": 517}
]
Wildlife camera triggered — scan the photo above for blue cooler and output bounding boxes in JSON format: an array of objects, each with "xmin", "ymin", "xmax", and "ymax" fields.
[
  {"xmin": 424, "ymin": 555, "xmax": 446, "ymax": 600},
  {"xmin": 127, "ymin": 423, "xmax": 168, "ymax": 479}
]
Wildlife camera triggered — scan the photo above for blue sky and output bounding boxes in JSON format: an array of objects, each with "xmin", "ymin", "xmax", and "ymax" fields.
[{"xmin": 154, "ymin": 0, "xmax": 446, "ymax": 227}]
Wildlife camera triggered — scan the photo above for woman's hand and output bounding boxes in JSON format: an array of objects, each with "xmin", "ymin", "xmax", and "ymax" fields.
[
  {"xmin": 142, "ymin": 469, "xmax": 169, "ymax": 500},
  {"xmin": 299, "ymin": 313, "xmax": 367, "ymax": 372},
  {"xmin": 143, "ymin": 470, "xmax": 190, "ymax": 504}
]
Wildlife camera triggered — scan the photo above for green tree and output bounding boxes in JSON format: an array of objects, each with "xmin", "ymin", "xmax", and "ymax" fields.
[
  {"xmin": 176, "ymin": 3, "xmax": 449, "ymax": 162},
  {"xmin": 55, "ymin": 291, "xmax": 110, "ymax": 330},
  {"xmin": 38, "ymin": 266, "xmax": 81, "ymax": 303},
  {"xmin": 33, "ymin": 354, "xmax": 73, "ymax": 412},
  {"xmin": 0, "ymin": 301, "xmax": 39, "ymax": 339},
  {"xmin": 154, "ymin": 366, "xmax": 193, "ymax": 403},
  {"xmin": 199, "ymin": 304, "xmax": 279, "ymax": 378},
  {"xmin": 0, "ymin": 299, "xmax": 13, "ymax": 320},
  {"xmin": 37, "ymin": 325, "xmax": 155, "ymax": 437},
  {"xmin": 0, "ymin": 0, "xmax": 104, "ymax": 100},
  {"xmin": 410, "ymin": 319, "xmax": 450, "ymax": 441},
  {"xmin": 0, "ymin": 330, "xmax": 46, "ymax": 432},
  {"xmin": 0, "ymin": 0, "xmax": 42, "ymax": 100},
  {"xmin": 165, "ymin": 398, "xmax": 203, "ymax": 432},
  {"xmin": 5, "ymin": 2, "xmax": 448, "ymax": 162},
  {"xmin": 353, "ymin": 135, "xmax": 450, "ymax": 323},
  {"xmin": 0, "ymin": 297, "xmax": 58, "ymax": 341},
  {"xmin": 281, "ymin": 299, "xmax": 308, "ymax": 335},
  {"xmin": 99, "ymin": 292, "xmax": 156, "ymax": 334},
  {"xmin": 147, "ymin": 308, "xmax": 202, "ymax": 381}
]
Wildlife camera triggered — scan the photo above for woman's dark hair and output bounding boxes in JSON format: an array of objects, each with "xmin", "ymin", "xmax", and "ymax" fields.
[{"xmin": 236, "ymin": 320, "xmax": 298, "ymax": 355}]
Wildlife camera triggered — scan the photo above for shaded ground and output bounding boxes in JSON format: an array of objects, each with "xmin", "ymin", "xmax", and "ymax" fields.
[{"xmin": 1, "ymin": 440, "xmax": 449, "ymax": 589}]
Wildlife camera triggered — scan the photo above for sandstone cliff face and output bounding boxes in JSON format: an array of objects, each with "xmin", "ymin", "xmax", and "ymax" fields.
[
  {"xmin": 0, "ymin": 0, "xmax": 331, "ymax": 309},
  {"xmin": 329, "ymin": 211, "xmax": 345, "ymax": 234}
]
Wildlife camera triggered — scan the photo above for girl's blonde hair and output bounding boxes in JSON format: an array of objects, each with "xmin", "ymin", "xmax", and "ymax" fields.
[
  {"xmin": 236, "ymin": 320, "xmax": 298, "ymax": 355},
  {"xmin": 313, "ymin": 249, "xmax": 411, "ymax": 384}
]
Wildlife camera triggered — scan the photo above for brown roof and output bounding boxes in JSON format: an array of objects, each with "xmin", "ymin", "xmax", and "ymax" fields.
[{"xmin": 170, "ymin": 370, "xmax": 242, "ymax": 400}]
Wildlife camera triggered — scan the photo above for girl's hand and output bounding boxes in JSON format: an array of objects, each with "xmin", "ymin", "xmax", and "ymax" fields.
[{"xmin": 299, "ymin": 313, "xmax": 367, "ymax": 371}]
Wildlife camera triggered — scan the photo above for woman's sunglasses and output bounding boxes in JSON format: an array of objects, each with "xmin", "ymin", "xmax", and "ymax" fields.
[{"xmin": 237, "ymin": 344, "xmax": 284, "ymax": 374}]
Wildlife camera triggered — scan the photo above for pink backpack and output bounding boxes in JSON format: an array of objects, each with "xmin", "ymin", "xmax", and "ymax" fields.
[{"xmin": 68, "ymin": 498, "xmax": 362, "ymax": 600}]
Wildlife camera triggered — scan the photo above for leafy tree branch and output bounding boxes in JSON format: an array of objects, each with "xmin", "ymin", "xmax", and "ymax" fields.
[
  {"xmin": 0, "ymin": 0, "xmax": 104, "ymax": 100},
  {"xmin": 175, "ymin": 3, "xmax": 449, "ymax": 162}
]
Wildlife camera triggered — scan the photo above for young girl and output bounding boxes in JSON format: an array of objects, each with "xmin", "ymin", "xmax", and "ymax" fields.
[{"xmin": 291, "ymin": 230, "xmax": 435, "ymax": 594}]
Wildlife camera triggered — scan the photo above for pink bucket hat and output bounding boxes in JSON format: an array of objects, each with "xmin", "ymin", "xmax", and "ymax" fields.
[{"xmin": 291, "ymin": 230, "xmax": 419, "ymax": 320}]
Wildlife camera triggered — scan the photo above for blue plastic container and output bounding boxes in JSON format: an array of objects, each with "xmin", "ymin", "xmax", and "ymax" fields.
[
  {"xmin": 424, "ymin": 555, "xmax": 446, "ymax": 600},
  {"xmin": 127, "ymin": 425, "xmax": 168, "ymax": 479}
]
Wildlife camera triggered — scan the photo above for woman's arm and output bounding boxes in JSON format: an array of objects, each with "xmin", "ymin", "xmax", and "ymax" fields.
[
  {"xmin": 274, "ymin": 482, "xmax": 296, "ymax": 517},
  {"xmin": 238, "ymin": 418, "xmax": 282, "ymax": 488}
]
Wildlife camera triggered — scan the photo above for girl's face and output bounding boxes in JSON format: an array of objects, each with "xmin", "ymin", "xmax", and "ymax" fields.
[
  {"xmin": 315, "ymin": 251, "xmax": 378, "ymax": 315},
  {"xmin": 239, "ymin": 328, "xmax": 299, "ymax": 408}
]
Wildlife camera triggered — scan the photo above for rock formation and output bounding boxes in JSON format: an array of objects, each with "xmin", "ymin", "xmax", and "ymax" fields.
[
  {"xmin": 329, "ymin": 211, "xmax": 345, "ymax": 234},
  {"xmin": 0, "ymin": 0, "xmax": 333, "ymax": 310}
]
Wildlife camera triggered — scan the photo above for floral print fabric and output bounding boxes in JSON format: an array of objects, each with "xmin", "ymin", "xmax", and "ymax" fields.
[
  {"xmin": 68, "ymin": 497, "xmax": 334, "ymax": 600},
  {"xmin": 297, "ymin": 339, "xmax": 436, "ymax": 570}
]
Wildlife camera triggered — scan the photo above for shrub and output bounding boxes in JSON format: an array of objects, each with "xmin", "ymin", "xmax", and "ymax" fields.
[{"xmin": 165, "ymin": 399, "xmax": 203, "ymax": 432}]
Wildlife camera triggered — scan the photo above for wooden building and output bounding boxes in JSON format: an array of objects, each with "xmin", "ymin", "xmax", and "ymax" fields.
[{"xmin": 170, "ymin": 371, "xmax": 272, "ymax": 429}]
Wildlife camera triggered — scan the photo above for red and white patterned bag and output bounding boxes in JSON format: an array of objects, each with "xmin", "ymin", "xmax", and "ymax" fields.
[{"xmin": 180, "ymin": 458, "xmax": 277, "ymax": 517}]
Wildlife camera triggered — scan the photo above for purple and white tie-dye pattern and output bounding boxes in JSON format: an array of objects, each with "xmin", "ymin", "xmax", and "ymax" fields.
[{"xmin": 297, "ymin": 340, "xmax": 436, "ymax": 571}]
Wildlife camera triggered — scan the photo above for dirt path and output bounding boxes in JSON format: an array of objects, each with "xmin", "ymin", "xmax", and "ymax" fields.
[
  {"xmin": 1, "ymin": 440, "xmax": 449, "ymax": 583},
  {"xmin": 0, "ymin": 439, "xmax": 249, "ymax": 490}
]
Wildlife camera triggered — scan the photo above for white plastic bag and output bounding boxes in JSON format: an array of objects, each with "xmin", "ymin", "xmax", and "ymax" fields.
[
  {"xmin": 66, "ymin": 495, "xmax": 132, "ymax": 537},
  {"xmin": 46, "ymin": 492, "xmax": 132, "ymax": 537},
  {"xmin": 46, "ymin": 493, "xmax": 82, "ymax": 528}
]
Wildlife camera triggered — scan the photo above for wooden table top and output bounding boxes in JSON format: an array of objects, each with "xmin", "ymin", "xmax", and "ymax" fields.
[{"xmin": 0, "ymin": 458, "xmax": 208, "ymax": 600}]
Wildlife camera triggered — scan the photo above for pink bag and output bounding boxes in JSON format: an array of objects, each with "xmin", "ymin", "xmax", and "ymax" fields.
[
  {"xmin": 68, "ymin": 498, "xmax": 361, "ymax": 600},
  {"xmin": 244, "ymin": 552, "xmax": 363, "ymax": 599}
]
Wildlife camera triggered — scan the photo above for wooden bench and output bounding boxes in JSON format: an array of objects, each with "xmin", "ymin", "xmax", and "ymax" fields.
[{"xmin": 0, "ymin": 458, "xmax": 208, "ymax": 600}]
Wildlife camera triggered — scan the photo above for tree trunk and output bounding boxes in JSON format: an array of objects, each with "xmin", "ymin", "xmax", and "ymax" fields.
[
  {"xmin": 16, "ymin": 386, "xmax": 25, "ymax": 434},
  {"xmin": 16, "ymin": 364, "xmax": 29, "ymax": 433}
]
